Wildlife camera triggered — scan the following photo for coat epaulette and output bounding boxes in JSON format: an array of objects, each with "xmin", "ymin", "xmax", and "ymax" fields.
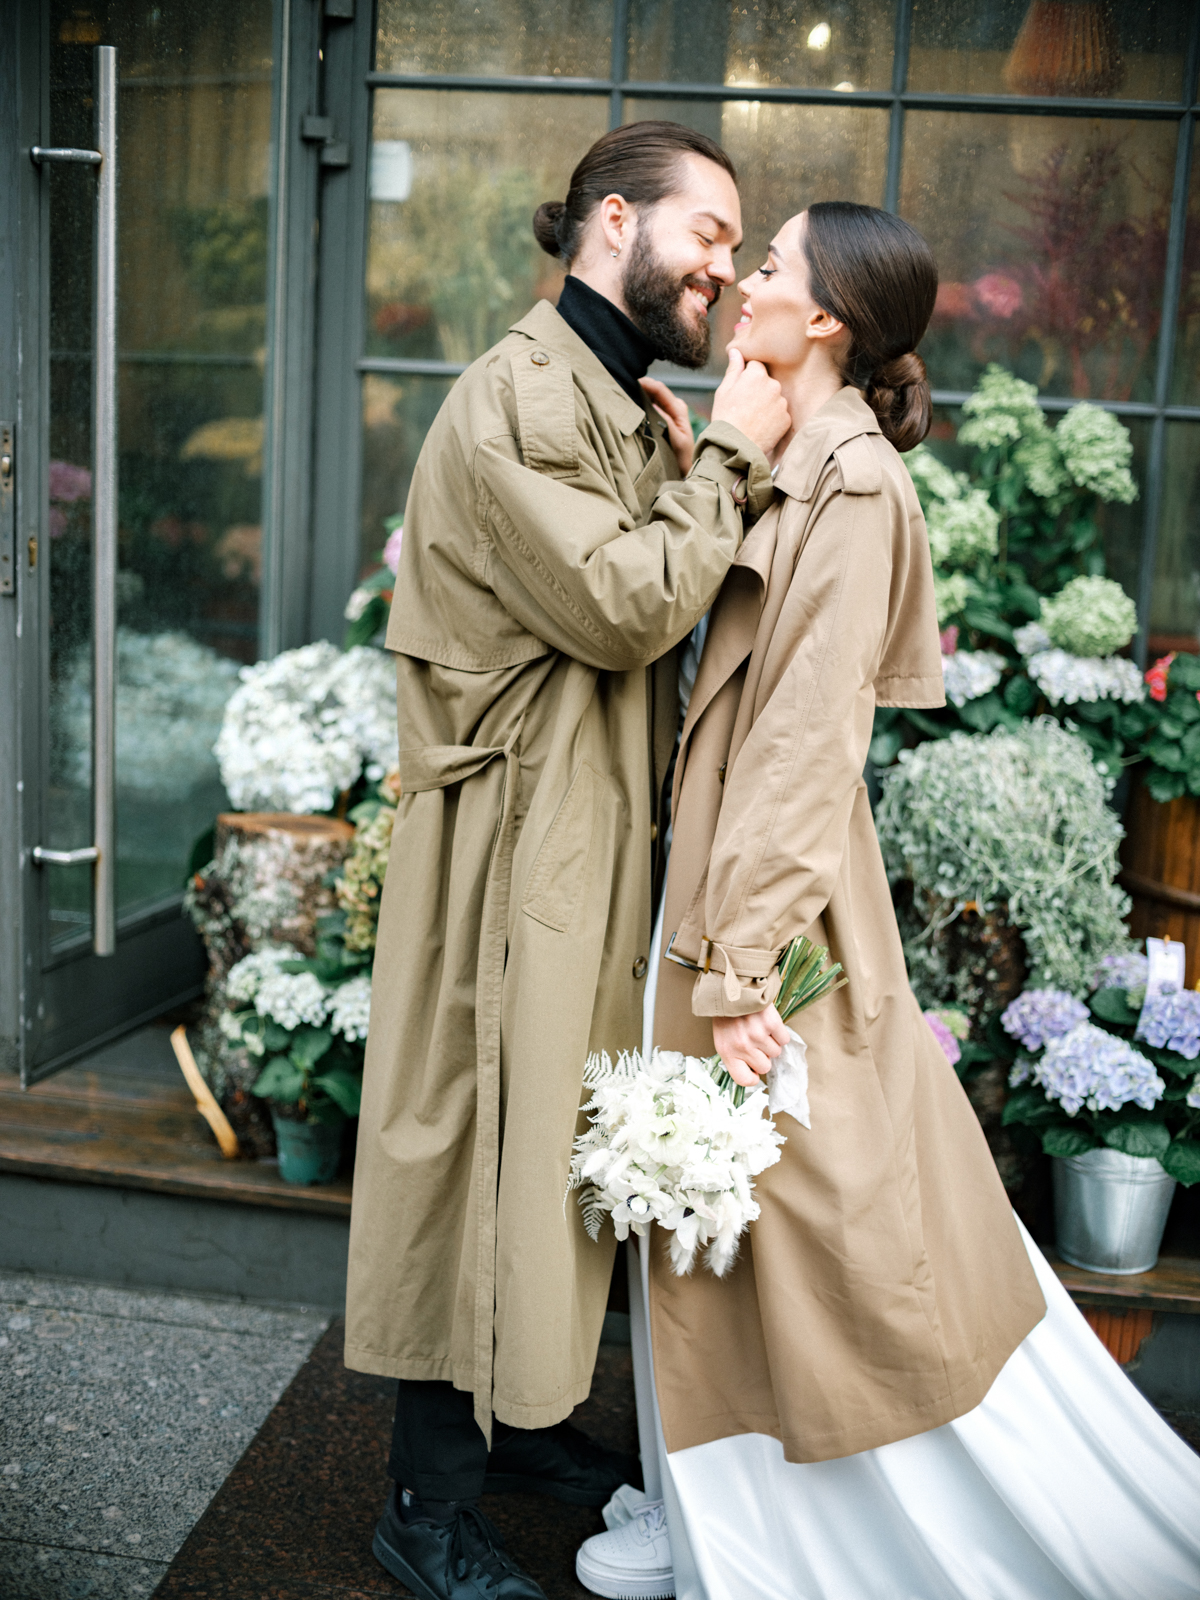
[
  {"xmin": 509, "ymin": 343, "xmax": 578, "ymax": 479},
  {"xmin": 832, "ymin": 432, "xmax": 883, "ymax": 495}
]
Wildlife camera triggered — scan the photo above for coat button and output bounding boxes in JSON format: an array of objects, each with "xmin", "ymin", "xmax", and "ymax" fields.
[
  {"xmin": 633, "ymin": 956, "xmax": 648, "ymax": 980},
  {"xmin": 717, "ymin": 762, "xmax": 727, "ymax": 783},
  {"xmin": 650, "ymin": 822, "xmax": 658, "ymax": 841},
  {"xmin": 530, "ymin": 350, "xmax": 550, "ymax": 365}
]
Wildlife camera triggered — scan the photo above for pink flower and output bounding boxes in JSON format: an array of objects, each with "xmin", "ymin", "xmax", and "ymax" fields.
[
  {"xmin": 924, "ymin": 1011, "xmax": 961, "ymax": 1066},
  {"xmin": 48, "ymin": 460, "xmax": 92, "ymax": 502},
  {"xmin": 382, "ymin": 522, "xmax": 404, "ymax": 575},
  {"xmin": 934, "ymin": 282, "xmax": 974, "ymax": 320},
  {"xmin": 1145, "ymin": 652, "xmax": 1175, "ymax": 703},
  {"xmin": 939, "ymin": 625, "xmax": 959, "ymax": 657},
  {"xmin": 972, "ymin": 273, "xmax": 1024, "ymax": 319}
]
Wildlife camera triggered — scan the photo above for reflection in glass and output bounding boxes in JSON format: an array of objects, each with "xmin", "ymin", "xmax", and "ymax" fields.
[
  {"xmin": 360, "ymin": 376, "xmax": 455, "ymax": 572},
  {"xmin": 628, "ymin": 0, "xmax": 895, "ymax": 92},
  {"xmin": 901, "ymin": 112, "xmax": 1176, "ymax": 401},
  {"xmin": 908, "ymin": 0, "xmax": 1191, "ymax": 102},
  {"xmin": 366, "ymin": 91, "xmax": 609, "ymax": 368},
  {"xmin": 47, "ymin": 0, "xmax": 272, "ymax": 946},
  {"xmin": 1151, "ymin": 424, "xmax": 1200, "ymax": 656},
  {"xmin": 1170, "ymin": 125, "xmax": 1200, "ymax": 406},
  {"xmin": 374, "ymin": 0, "xmax": 611, "ymax": 79},
  {"xmin": 626, "ymin": 100, "xmax": 889, "ymax": 378}
]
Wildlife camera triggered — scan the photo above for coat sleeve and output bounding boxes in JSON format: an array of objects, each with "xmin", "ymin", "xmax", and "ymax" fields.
[
  {"xmin": 474, "ymin": 421, "xmax": 774, "ymax": 673},
  {"xmin": 686, "ymin": 480, "xmax": 904, "ymax": 1018}
]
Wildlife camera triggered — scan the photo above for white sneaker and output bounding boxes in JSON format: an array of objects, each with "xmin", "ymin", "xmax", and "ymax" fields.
[{"xmin": 576, "ymin": 1496, "xmax": 675, "ymax": 1599}]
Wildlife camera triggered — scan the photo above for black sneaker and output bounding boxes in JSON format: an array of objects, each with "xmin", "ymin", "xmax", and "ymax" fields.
[
  {"xmin": 484, "ymin": 1420, "xmax": 640, "ymax": 1507},
  {"xmin": 372, "ymin": 1487, "xmax": 547, "ymax": 1600}
]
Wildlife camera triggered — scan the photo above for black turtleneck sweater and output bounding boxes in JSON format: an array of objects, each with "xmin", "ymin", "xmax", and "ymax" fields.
[{"xmin": 556, "ymin": 275, "xmax": 659, "ymax": 406}]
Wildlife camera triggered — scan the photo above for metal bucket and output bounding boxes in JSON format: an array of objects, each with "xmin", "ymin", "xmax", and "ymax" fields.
[{"xmin": 1053, "ymin": 1147, "xmax": 1176, "ymax": 1274}]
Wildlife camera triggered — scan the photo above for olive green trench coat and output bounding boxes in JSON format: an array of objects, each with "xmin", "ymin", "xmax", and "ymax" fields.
[
  {"xmin": 649, "ymin": 388, "xmax": 1046, "ymax": 1464},
  {"xmin": 345, "ymin": 298, "xmax": 773, "ymax": 1438}
]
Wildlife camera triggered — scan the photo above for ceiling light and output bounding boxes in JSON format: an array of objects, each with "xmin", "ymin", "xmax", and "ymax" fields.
[{"xmin": 807, "ymin": 22, "xmax": 831, "ymax": 50}]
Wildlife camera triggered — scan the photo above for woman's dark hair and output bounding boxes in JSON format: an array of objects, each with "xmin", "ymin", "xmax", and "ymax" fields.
[
  {"xmin": 533, "ymin": 122, "xmax": 737, "ymax": 264},
  {"xmin": 802, "ymin": 201, "xmax": 938, "ymax": 452}
]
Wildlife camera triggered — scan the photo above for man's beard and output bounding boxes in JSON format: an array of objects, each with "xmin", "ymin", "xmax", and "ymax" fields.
[{"xmin": 622, "ymin": 230, "xmax": 719, "ymax": 369}]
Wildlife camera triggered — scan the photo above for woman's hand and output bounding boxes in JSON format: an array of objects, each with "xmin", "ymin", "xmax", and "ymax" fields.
[
  {"xmin": 712, "ymin": 1003, "xmax": 790, "ymax": 1088},
  {"xmin": 710, "ymin": 348, "xmax": 790, "ymax": 456},
  {"xmin": 640, "ymin": 376, "xmax": 694, "ymax": 476}
]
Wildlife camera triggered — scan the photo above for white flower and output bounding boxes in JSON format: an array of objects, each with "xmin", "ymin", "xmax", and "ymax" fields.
[
  {"xmin": 1014, "ymin": 621, "xmax": 1052, "ymax": 657},
  {"xmin": 933, "ymin": 571, "xmax": 975, "ymax": 626},
  {"xmin": 1025, "ymin": 650, "xmax": 1145, "ymax": 707},
  {"xmin": 214, "ymin": 642, "xmax": 398, "ymax": 813},
  {"xmin": 926, "ymin": 490, "xmax": 1000, "ymax": 568},
  {"xmin": 941, "ymin": 649, "xmax": 1005, "ymax": 708},
  {"xmin": 329, "ymin": 974, "xmax": 372, "ymax": 1041},
  {"xmin": 52, "ymin": 629, "xmax": 240, "ymax": 802},
  {"xmin": 344, "ymin": 586, "xmax": 373, "ymax": 622},
  {"xmin": 1055, "ymin": 404, "xmax": 1138, "ymax": 504},
  {"xmin": 254, "ymin": 970, "xmax": 329, "ymax": 1031},
  {"xmin": 226, "ymin": 945, "xmax": 295, "ymax": 1003},
  {"xmin": 1187, "ymin": 1076, "xmax": 1200, "ymax": 1111},
  {"xmin": 568, "ymin": 1048, "xmax": 785, "ymax": 1278}
]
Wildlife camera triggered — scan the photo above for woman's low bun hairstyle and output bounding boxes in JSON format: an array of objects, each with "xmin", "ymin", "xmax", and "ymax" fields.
[
  {"xmin": 802, "ymin": 201, "xmax": 938, "ymax": 453},
  {"xmin": 533, "ymin": 122, "xmax": 737, "ymax": 264}
]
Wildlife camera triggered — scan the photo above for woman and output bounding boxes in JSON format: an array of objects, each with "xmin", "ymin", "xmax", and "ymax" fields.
[{"xmin": 577, "ymin": 202, "xmax": 1200, "ymax": 1600}]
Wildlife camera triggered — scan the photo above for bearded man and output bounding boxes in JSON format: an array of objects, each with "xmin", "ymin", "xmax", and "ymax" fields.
[{"xmin": 347, "ymin": 121, "xmax": 788, "ymax": 1600}]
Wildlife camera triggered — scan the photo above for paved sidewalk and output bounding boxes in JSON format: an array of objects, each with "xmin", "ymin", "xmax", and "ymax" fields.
[{"xmin": 0, "ymin": 1272, "xmax": 330, "ymax": 1599}]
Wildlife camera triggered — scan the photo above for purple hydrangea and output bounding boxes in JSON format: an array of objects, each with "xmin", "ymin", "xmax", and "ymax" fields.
[
  {"xmin": 1090, "ymin": 950, "xmax": 1150, "ymax": 994},
  {"xmin": 1034, "ymin": 1022, "xmax": 1164, "ymax": 1116},
  {"xmin": 924, "ymin": 1011, "xmax": 961, "ymax": 1066},
  {"xmin": 1135, "ymin": 987, "xmax": 1200, "ymax": 1061},
  {"xmin": 1000, "ymin": 989, "xmax": 1089, "ymax": 1053}
]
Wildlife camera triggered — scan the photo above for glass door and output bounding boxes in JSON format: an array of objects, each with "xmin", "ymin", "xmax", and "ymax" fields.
[{"xmin": 20, "ymin": 0, "xmax": 275, "ymax": 1080}]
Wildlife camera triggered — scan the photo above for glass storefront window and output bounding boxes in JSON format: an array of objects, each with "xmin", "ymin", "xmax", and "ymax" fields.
[
  {"xmin": 625, "ymin": 98, "xmax": 889, "ymax": 377},
  {"xmin": 360, "ymin": 375, "xmax": 456, "ymax": 570},
  {"xmin": 1150, "ymin": 423, "xmax": 1200, "ymax": 656},
  {"xmin": 627, "ymin": 0, "xmax": 896, "ymax": 92},
  {"xmin": 374, "ymin": 0, "xmax": 612, "ymax": 78},
  {"xmin": 908, "ymin": 0, "xmax": 1193, "ymax": 102},
  {"xmin": 901, "ymin": 111, "xmax": 1178, "ymax": 402},
  {"xmin": 47, "ymin": 0, "xmax": 272, "ymax": 944}
]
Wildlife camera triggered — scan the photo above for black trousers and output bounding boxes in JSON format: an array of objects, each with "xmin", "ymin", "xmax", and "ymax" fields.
[{"xmin": 389, "ymin": 1378, "xmax": 515, "ymax": 1502}]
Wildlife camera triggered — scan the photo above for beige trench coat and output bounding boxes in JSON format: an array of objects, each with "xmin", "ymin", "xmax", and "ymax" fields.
[
  {"xmin": 345, "ymin": 298, "xmax": 773, "ymax": 1439},
  {"xmin": 649, "ymin": 388, "xmax": 1046, "ymax": 1464}
]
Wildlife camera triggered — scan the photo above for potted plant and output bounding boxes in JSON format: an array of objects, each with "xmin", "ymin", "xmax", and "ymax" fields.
[
  {"xmin": 220, "ymin": 930, "xmax": 371, "ymax": 1184},
  {"xmin": 1000, "ymin": 960, "xmax": 1200, "ymax": 1273}
]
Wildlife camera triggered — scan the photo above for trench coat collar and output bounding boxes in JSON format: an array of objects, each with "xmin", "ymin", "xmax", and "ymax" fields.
[
  {"xmin": 510, "ymin": 298, "xmax": 649, "ymax": 436},
  {"xmin": 773, "ymin": 386, "xmax": 881, "ymax": 503}
]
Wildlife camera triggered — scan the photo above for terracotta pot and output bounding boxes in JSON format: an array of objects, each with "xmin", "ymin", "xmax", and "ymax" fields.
[{"xmin": 1120, "ymin": 777, "xmax": 1200, "ymax": 989}]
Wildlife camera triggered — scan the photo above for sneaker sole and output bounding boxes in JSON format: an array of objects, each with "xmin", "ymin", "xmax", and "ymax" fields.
[
  {"xmin": 483, "ymin": 1471, "xmax": 616, "ymax": 1507},
  {"xmin": 575, "ymin": 1551, "xmax": 675, "ymax": 1600},
  {"xmin": 372, "ymin": 1527, "xmax": 441, "ymax": 1600}
]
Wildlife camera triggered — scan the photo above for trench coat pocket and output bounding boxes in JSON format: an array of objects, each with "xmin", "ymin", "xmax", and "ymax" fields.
[{"xmin": 522, "ymin": 760, "xmax": 606, "ymax": 932}]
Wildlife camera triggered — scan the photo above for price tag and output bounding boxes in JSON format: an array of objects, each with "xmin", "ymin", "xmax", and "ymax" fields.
[{"xmin": 1146, "ymin": 936, "xmax": 1187, "ymax": 997}]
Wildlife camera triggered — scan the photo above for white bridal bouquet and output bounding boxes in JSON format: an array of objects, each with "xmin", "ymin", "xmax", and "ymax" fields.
[{"xmin": 569, "ymin": 938, "xmax": 846, "ymax": 1276}]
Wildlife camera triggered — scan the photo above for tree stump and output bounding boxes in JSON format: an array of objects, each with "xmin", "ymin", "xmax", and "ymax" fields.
[{"xmin": 187, "ymin": 813, "xmax": 354, "ymax": 1158}]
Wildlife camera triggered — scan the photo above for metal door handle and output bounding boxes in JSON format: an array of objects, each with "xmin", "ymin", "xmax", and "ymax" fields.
[
  {"xmin": 32, "ymin": 847, "xmax": 100, "ymax": 866},
  {"xmin": 30, "ymin": 51, "xmax": 117, "ymax": 955},
  {"xmin": 92, "ymin": 46, "xmax": 118, "ymax": 956}
]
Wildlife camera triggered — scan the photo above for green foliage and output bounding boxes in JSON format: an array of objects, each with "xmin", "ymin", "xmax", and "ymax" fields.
[
  {"xmin": 1135, "ymin": 650, "xmax": 1200, "ymax": 802},
  {"xmin": 171, "ymin": 199, "xmax": 268, "ymax": 307}
]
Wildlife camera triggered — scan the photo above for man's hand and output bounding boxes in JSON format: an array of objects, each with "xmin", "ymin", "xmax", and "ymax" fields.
[
  {"xmin": 710, "ymin": 348, "xmax": 790, "ymax": 456},
  {"xmin": 712, "ymin": 1003, "xmax": 790, "ymax": 1088},
  {"xmin": 640, "ymin": 376, "xmax": 694, "ymax": 476}
]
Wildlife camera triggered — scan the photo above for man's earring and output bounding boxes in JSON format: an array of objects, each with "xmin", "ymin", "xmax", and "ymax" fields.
[{"xmin": 610, "ymin": 245, "xmax": 621, "ymax": 258}]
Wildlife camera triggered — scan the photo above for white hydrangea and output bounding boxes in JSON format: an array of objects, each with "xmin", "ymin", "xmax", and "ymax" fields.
[
  {"xmin": 226, "ymin": 945, "xmax": 296, "ymax": 1004},
  {"xmin": 215, "ymin": 642, "xmax": 398, "ymax": 813},
  {"xmin": 329, "ymin": 973, "xmax": 372, "ymax": 1042},
  {"xmin": 1055, "ymin": 403, "xmax": 1138, "ymax": 504},
  {"xmin": 933, "ymin": 571, "xmax": 975, "ymax": 625},
  {"xmin": 957, "ymin": 366, "xmax": 1047, "ymax": 450},
  {"xmin": 254, "ymin": 969, "xmax": 330, "ymax": 1031},
  {"xmin": 1014, "ymin": 621, "xmax": 1052, "ymax": 656},
  {"xmin": 903, "ymin": 443, "xmax": 965, "ymax": 507},
  {"xmin": 1025, "ymin": 649, "xmax": 1145, "ymax": 707},
  {"xmin": 942, "ymin": 649, "xmax": 1006, "ymax": 707},
  {"xmin": 926, "ymin": 489, "xmax": 1001, "ymax": 568},
  {"xmin": 53, "ymin": 629, "xmax": 240, "ymax": 802}
]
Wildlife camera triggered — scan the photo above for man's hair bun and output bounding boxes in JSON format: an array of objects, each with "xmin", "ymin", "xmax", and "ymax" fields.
[{"xmin": 532, "ymin": 200, "xmax": 567, "ymax": 257}]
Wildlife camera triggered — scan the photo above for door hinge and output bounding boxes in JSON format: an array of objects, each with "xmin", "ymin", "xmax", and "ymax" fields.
[
  {"xmin": 325, "ymin": 0, "xmax": 354, "ymax": 17},
  {"xmin": 0, "ymin": 423, "xmax": 12, "ymax": 596},
  {"xmin": 319, "ymin": 142, "xmax": 351, "ymax": 168}
]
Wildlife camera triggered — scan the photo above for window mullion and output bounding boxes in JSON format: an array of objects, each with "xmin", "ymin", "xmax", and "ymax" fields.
[
  {"xmin": 610, "ymin": 0, "xmax": 628, "ymax": 130},
  {"xmin": 884, "ymin": 0, "xmax": 913, "ymax": 212}
]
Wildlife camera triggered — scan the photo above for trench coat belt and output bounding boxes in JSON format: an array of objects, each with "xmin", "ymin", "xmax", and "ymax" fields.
[{"xmin": 396, "ymin": 718, "xmax": 525, "ymax": 1442}]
